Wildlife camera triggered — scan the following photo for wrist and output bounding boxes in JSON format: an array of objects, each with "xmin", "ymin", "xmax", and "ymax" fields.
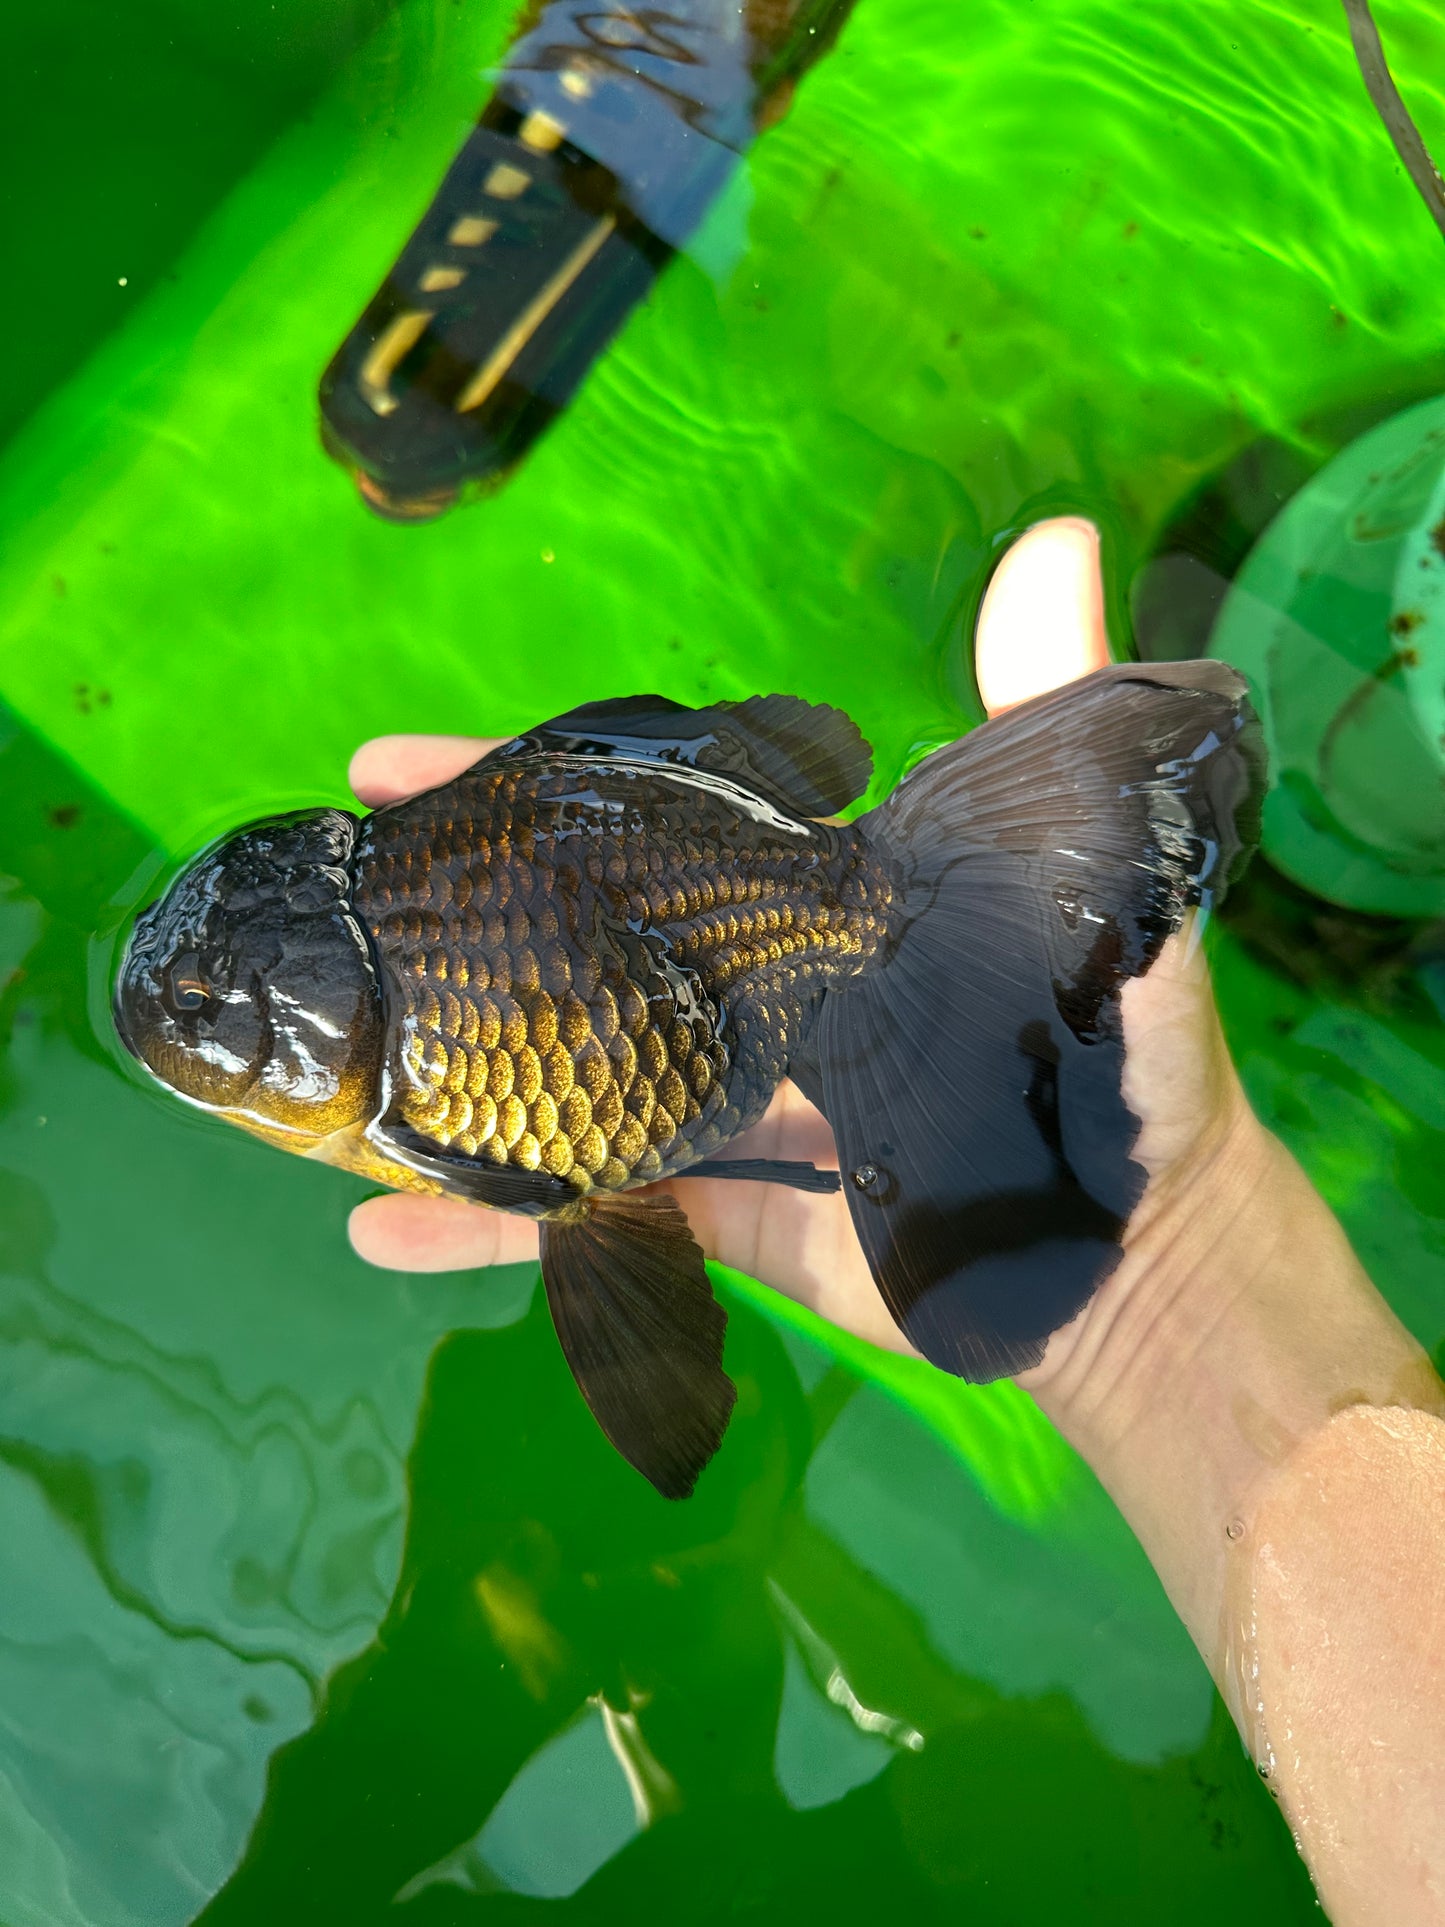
[
  {"xmin": 1020, "ymin": 1086, "xmax": 1443, "ymax": 1659},
  {"xmin": 1022, "ymin": 1087, "xmax": 1282, "ymax": 1456}
]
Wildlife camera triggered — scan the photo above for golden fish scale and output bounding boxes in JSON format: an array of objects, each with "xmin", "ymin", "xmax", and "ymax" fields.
[{"xmin": 354, "ymin": 762, "xmax": 892, "ymax": 1196}]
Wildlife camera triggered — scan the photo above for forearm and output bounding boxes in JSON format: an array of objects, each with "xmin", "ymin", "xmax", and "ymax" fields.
[{"xmin": 1025, "ymin": 1098, "xmax": 1445, "ymax": 1923}]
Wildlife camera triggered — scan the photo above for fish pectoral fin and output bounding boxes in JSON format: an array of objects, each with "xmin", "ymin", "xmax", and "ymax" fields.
[
  {"xmin": 499, "ymin": 692, "xmax": 872, "ymax": 817},
  {"xmin": 783, "ymin": 1038, "xmax": 829, "ymax": 1119},
  {"xmin": 682, "ymin": 1157, "xmax": 841, "ymax": 1194},
  {"xmin": 373, "ymin": 1121, "xmax": 576, "ymax": 1215},
  {"xmin": 539, "ymin": 1193, "xmax": 736, "ymax": 1500}
]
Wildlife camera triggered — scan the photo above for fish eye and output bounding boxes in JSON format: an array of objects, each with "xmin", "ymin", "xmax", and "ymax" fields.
[{"xmin": 166, "ymin": 954, "xmax": 211, "ymax": 1013}]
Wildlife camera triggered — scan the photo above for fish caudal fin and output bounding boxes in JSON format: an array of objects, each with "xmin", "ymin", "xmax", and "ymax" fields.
[
  {"xmin": 539, "ymin": 1195, "xmax": 736, "ymax": 1499},
  {"xmin": 815, "ymin": 662, "xmax": 1265, "ymax": 1382}
]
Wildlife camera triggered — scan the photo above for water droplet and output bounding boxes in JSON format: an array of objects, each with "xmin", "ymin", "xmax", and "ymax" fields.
[
  {"xmin": 851, "ymin": 1164, "xmax": 879, "ymax": 1191},
  {"xmin": 1052, "ymin": 882, "xmax": 1083, "ymax": 930},
  {"xmin": 1226, "ymin": 1517, "xmax": 1246, "ymax": 1541}
]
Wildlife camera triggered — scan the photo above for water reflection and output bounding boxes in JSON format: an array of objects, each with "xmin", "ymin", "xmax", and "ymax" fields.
[{"xmin": 398, "ymin": 1700, "xmax": 647, "ymax": 1901}]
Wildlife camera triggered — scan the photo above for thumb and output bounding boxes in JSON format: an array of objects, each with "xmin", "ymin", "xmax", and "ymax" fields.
[{"xmin": 974, "ymin": 516, "xmax": 1111, "ymax": 715}]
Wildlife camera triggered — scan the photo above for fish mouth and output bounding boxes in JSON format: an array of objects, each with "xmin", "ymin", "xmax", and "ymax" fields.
[
  {"xmin": 353, "ymin": 471, "xmax": 460, "ymax": 523},
  {"xmin": 318, "ymin": 415, "xmax": 460, "ymax": 523}
]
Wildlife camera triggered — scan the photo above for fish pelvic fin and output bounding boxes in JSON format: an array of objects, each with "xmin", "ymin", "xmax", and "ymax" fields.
[
  {"xmin": 539, "ymin": 1192, "xmax": 736, "ymax": 1500},
  {"xmin": 367, "ymin": 1120, "xmax": 578, "ymax": 1214},
  {"xmin": 815, "ymin": 661, "xmax": 1265, "ymax": 1382}
]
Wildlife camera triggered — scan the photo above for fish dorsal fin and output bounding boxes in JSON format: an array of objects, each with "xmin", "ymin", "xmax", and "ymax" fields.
[
  {"xmin": 711, "ymin": 696, "xmax": 873, "ymax": 816},
  {"xmin": 504, "ymin": 693, "xmax": 872, "ymax": 818}
]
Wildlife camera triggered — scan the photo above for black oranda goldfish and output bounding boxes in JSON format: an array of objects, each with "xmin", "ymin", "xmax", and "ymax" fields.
[
  {"xmin": 115, "ymin": 670, "xmax": 1263, "ymax": 1495},
  {"xmin": 320, "ymin": 0, "xmax": 856, "ymax": 519}
]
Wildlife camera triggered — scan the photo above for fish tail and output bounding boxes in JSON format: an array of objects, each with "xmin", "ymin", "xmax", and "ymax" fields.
[{"xmin": 810, "ymin": 662, "xmax": 1265, "ymax": 1381}]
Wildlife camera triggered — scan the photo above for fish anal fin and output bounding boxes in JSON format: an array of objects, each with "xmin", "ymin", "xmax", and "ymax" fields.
[
  {"xmin": 504, "ymin": 692, "xmax": 872, "ymax": 817},
  {"xmin": 784, "ymin": 1038, "xmax": 828, "ymax": 1118},
  {"xmin": 539, "ymin": 1193, "xmax": 736, "ymax": 1499}
]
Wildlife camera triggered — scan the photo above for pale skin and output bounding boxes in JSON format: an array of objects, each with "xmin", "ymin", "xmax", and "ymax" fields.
[{"xmin": 349, "ymin": 517, "xmax": 1445, "ymax": 1924}]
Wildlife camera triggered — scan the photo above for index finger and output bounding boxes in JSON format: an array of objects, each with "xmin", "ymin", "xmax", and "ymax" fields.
[{"xmin": 349, "ymin": 734, "xmax": 503, "ymax": 808}]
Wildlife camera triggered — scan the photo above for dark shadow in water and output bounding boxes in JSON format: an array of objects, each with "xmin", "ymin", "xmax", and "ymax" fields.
[
  {"xmin": 191, "ymin": 1293, "xmax": 1318, "ymax": 1925},
  {"xmin": 191, "ymin": 1295, "xmax": 812, "ymax": 1920},
  {"xmin": 1225, "ymin": 858, "xmax": 1445, "ymax": 1016},
  {"xmin": 0, "ymin": 716, "xmax": 153, "ymax": 1087}
]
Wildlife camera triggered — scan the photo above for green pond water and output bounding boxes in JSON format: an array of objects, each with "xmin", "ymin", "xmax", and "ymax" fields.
[{"xmin": 2, "ymin": 0, "xmax": 1444, "ymax": 1918}]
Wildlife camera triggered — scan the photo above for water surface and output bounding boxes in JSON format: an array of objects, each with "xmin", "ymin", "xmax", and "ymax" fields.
[{"xmin": 1, "ymin": 0, "xmax": 1443, "ymax": 1917}]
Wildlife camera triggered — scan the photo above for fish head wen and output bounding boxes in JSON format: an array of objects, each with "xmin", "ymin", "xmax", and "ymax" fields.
[{"xmin": 114, "ymin": 808, "xmax": 385, "ymax": 1149}]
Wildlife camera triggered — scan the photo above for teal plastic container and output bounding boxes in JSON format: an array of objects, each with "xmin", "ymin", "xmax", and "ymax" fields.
[{"xmin": 1210, "ymin": 395, "xmax": 1445, "ymax": 916}]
